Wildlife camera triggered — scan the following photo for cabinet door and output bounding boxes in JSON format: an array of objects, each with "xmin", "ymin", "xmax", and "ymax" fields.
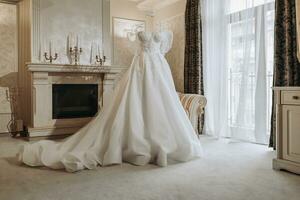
[{"xmin": 282, "ymin": 105, "xmax": 300, "ymax": 163}]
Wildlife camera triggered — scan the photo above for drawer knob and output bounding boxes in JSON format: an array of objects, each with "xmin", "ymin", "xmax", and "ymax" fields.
[{"xmin": 292, "ymin": 96, "xmax": 299, "ymax": 100}]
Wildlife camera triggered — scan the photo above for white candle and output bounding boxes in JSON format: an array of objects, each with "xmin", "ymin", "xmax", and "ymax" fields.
[
  {"xmin": 42, "ymin": 39, "xmax": 47, "ymax": 61},
  {"xmin": 67, "ymin": 35, "xmax": 70, "ymax": 53},
  {"xmin": 69, "ymin": 33, "xmax": 74, "ymax": 47},
  {"xmin": 53, "ymin": 41, "xmax": 57, "ymax": 55},
  {"xmin": 90, "ymin": 42, "xmax": 94, "ymax": 64},
  {"xmin": 76, "ymin": 35, "xmax": 79, "ymax": 47},
  {"xmin": 97, "ymin": 44, "xmax": 100, "ymax": 57},
  {"xmin": 38, "ymin": 41, "xmax": 41, "ymax": 61},
  {"xmin": 49, "ymin": 41, "xmax": 52, "ymax": 55}
]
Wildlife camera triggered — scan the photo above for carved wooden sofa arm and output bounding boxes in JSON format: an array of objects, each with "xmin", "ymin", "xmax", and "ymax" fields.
[{"xmin": 178, "ymin": 93, "xmax": 207, "ymax": 135}]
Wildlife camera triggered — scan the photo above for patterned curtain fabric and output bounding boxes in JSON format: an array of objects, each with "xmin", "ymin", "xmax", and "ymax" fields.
[
  {"xmin": 184, "ymin": 0, "xmax": 204, "ymax": 133},
  {"xmin": 270, "ymin": 0, "xmax": 300, "ymax": 148},
  {"xmin": 184, "ymin": 0, "xmax": 203, "ymax": 95}
]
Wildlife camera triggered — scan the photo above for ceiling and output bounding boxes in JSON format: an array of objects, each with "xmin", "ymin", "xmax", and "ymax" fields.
[
  {"xmin": 0, "ymin": 0, "xmax": 181, "ymax": 15},
  {"xmin": 128, "ymin": 0, "xmax": 181, "ymax": 15}
]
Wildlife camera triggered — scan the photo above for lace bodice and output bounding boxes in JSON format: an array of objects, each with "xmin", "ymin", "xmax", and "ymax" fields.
[{"xmin": 136, "ymin": 31, "xmax": 173, "ymax": 55}]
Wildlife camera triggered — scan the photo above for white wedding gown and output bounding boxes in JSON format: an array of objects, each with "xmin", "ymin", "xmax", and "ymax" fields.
[{"xmin": 18, "ymin": 31, "xmax": 203, "ymax": 172}]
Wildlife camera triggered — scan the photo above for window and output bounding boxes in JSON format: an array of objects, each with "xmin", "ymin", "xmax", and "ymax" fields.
[
  {"xmin": 227, "ymin": 1, "xmax": 275, "ymax": 140},
  {"xmin": 229, "ymin": 0, "xmax": 274, "ymax": 13},
  {"xmin": 203, "ymin": 0, "xmax": 275, "ymax": 143}
]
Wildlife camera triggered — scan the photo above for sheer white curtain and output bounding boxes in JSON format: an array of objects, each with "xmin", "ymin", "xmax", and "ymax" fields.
[
  {"xmin": 202, "ymin": 0, "xmax": 275, "ymax": 144},
  {"xmin": 202, "ymin": 0, "xmax": 229, "ymax": 138}
]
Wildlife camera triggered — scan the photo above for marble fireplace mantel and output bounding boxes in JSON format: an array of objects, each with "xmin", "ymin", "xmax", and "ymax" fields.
[
  {"xmin": 27, "ymin": 63, "xmax": 124, "ymax": 73},
  {"xmin": 26, "ymin": 63, "xmax": 127, "ymax": 138}
]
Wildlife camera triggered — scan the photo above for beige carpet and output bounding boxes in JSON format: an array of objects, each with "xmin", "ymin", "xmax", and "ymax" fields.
[{"xmin": 0, "ymin": 135, "xmax": 300, "ymax": 200}]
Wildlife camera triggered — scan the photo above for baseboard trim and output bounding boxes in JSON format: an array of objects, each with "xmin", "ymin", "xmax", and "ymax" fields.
[
  {"xmin": 0, "ymin": 132, "xmax": 10, "ymax": 137},
  {"xmin": 273, "ymin": 158, "xmax": 300, "ymax": 175},
  {"xmin": 27, "ymin": 126, "xmax": 80, "ymax": 138},
  {"xmin": 28, "ymin": 133, "xmax": 72, "ymax": 141}
]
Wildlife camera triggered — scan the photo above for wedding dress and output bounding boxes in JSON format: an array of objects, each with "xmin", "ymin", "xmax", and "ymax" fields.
[{"xmin": 18, "ymin": 31, "xmax": 203, "ymax": 172}]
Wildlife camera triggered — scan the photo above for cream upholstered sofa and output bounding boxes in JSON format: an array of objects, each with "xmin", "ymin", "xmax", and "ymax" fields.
[{"xmin": 178, "ymin": 93, "xmax": 207, "ymax": 135}]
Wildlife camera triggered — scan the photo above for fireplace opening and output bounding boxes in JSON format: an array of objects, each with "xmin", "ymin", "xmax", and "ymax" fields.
[{"xmin": 52, "ymin": 84, "xmax": 98, "ymax": 119}]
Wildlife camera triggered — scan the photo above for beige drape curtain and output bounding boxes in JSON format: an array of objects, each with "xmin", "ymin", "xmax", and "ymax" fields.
[
  {"xmin": 270, "ymin": 0, "xmax": 300, "ymax": 148},
  {"xmin": 296, "ymin": 0, "xmax": 300, "ymax": 61}
]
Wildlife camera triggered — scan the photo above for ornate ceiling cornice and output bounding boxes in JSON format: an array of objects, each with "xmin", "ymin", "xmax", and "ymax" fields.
[{"xmin": 0, "ymin": 0, "xmax": 20, "ymax": 4}]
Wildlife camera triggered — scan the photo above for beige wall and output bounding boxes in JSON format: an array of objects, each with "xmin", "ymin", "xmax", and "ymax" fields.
[
  {"xmin": 0, "ymin": 3, "xmax": 18, "ymax": 133},
  {"xmin": 154, "ymin": 0, "xmax": 186, "ymax": 23},
  {"xmin": 154, "ymin": 0, "xmax": 186, "ymax": 92}
]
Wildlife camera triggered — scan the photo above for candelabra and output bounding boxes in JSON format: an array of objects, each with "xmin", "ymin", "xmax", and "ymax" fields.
[
  {"xmin": 6, "ymin": 87, "xmax": 25, "ymax": 137},
  {"xmin": 96, "ymin": 55, "xmax": 106, "ymax": 66},
  {"xmin": 69, "ymin": 46, "xmax": 82, "ymax": 65},
  {"xmin": 44, "ymin": 52, "xmax": 58, "ymax": 63}
]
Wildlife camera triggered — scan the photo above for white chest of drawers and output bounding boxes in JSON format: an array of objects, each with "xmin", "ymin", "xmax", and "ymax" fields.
[{"xmin": 273, "ymin": 87, "xmax": 300, "ymax": 174}]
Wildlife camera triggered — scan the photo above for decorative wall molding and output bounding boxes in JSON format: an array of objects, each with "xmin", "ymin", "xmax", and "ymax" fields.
[
  {"xmin": 0, "ymin": 0, "xmax": 20, "ymax": 4},
  {"xmin": 32, "ymin": 0, "xmax": 40, "ymax": 63},
  {"xmin": 18, "ymin": 0, "xmax": 32, "ymax": 127}
]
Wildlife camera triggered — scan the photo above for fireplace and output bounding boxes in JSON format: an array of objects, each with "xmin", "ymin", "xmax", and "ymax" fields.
[
  {"xmin": 52, "ymin": 84, "xmax": 98, "ymax": 119},
  {"xmin": 26, "ymin": 63, "xmax": 125, "ymax": 137}
]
